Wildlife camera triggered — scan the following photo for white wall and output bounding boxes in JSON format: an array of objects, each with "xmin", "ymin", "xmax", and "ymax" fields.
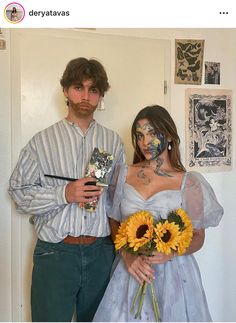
[{"xmin": 1, "ymin": 28, "xmax": 236, "ymax": 321}]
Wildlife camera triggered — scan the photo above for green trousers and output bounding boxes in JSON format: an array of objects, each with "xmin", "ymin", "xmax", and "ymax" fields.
[{"xmin": 31, "ymin": 236, "xmax": 115, "ymax": 322}]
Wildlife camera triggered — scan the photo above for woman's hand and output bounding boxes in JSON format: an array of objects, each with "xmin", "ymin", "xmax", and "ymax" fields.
[
  {"xmin": 120, "ymin": 250, "xmax": 155, "ymax": 285},
  {"xmin": 144, "ymin": 250, "xmax": 176, "ymax": 265}
]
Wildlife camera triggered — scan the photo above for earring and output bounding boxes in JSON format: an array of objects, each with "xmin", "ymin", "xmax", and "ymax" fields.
[
  {"xmin": 97, "ymin": 97, "xmax": 105, "ymax": 111},
  {"xmin": 65, "ymin": 97, "xmax": 69, "ymax": 106},
  {"xmin": 168, "ymin": 142, "xmax": 172, "ymax": 151}
]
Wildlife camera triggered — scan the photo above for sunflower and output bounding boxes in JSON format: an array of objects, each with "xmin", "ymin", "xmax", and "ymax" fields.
[
  {"xmin": 154, "ymin": 221, "xmax": 181, "ymax": 254},
  {"xmin": 114, "ymin": 219, "xmax": 129, "ymax": 250},
  {"xmin": 175, "ymin": 208, "xmax": 192, "ymax": 230},
  {"xmin": 126, "ymin": 210, "xmax": 154, "ymax": 252},
  {"xmin": 177, "ymin": 226, "xmax": 193, "ymax": 255}
]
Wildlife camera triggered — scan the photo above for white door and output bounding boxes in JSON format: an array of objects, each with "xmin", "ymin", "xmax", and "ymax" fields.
[{"xmin": 10, "ymin": 28, "xmax": 170, "ymax": 321}]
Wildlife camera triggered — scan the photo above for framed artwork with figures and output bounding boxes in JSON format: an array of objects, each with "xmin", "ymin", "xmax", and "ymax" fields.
[{"xmin": 185, "ymin": 88, "xmax": 232, "ymax": 172}]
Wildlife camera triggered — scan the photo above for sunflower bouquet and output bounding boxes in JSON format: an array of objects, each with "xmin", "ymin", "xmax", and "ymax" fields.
[{"xmin": 114, "ymin": 208, "xmax": 193, "ymax": 321}]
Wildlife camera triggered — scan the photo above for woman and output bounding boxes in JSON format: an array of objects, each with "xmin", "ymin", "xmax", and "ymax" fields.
[
  {"xmin": 93, "ymin": 105, "xmax": 223, "ymax": 322},
  {"xmin": 10, "ymin": 7, "xmax": 18, "ymax": 22}
]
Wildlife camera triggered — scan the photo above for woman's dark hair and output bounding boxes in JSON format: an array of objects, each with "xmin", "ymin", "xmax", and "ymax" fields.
[
  {"xmin": 12, "ymin": 7, "xmax": 17, "ymax": 12},
  {"xmin": 60, "ymin": 57, "xmax": 110, "ymax": 96},
  {"xmin": 131, "ymin": 105, "xmax": 186, "ymax": 172}
]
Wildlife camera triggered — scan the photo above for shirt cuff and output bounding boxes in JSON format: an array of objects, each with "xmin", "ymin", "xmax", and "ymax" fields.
[{"xmin": 55, "ymin": 185, "xmax": 68, "ymax": 205}]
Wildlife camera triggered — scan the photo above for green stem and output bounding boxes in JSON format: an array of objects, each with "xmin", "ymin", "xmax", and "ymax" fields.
[
  {"xmin": 130, "ymin": 284, "xmax": 143, "ymax": 314},
  {"xmin": 150, "ymin": 282, "xmax": 161, "ymax": 322},
  {"xmin": 135, "ymin": 281, "xmax": 147, "ymax": 319}
]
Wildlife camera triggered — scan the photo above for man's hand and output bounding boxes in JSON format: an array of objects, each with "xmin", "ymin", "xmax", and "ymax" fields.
[{"xmin": 65, "ymin": 177, "xmax": 102, "ymax": 203}]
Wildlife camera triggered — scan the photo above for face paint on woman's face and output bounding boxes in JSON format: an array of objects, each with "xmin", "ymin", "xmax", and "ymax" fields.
[
  {"xmin": 136, "ymin": 121, "xmax": 168, "ymax": 160},
  {"xmin": 148, "ymin": 132, "xmax": 168, "ymax": 159}
]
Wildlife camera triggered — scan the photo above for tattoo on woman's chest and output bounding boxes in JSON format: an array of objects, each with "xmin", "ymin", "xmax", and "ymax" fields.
[{"xmin": 136, "ymin": 169, "xmax": 151, "ymax": 185}]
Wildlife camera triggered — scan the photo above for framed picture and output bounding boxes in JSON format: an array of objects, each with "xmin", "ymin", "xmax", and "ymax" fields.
[
  {"xmin": 205, "ymin": 61, "xmax": 220, "ymax": 85},
  {"xmin": 175, "ymin": 39, "xmax": 204, "ymax": 85},
  {"xmin": 185, "ymin": 88, "xmax": 232, "ymax": 172}
]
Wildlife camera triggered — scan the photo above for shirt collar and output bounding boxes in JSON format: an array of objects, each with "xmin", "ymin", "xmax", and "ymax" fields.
[{"xmin": 63, "ymin": 118, "xmax": 97, "ymax": 134}]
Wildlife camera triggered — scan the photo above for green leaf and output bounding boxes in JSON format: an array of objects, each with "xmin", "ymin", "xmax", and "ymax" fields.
[{"xmin": 167, "ymin": 211, "xmax": 185, "ymax": 230}]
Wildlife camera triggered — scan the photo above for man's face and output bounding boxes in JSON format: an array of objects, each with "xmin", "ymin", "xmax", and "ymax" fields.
[
  {"xmin": 136, "ymin": 118, "xmax": 168, "ymax": 160},
  {"xmin": 64, "ymin": 79, "xmax": 101, "ymax": 118}
]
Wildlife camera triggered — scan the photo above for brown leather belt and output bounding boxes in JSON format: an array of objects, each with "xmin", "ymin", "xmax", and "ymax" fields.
[{"xmin": 63, "ymin": 235, "xmax": 97, "ymax": 245}]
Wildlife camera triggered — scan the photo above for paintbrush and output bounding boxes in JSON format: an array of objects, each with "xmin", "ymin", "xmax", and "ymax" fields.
[{"xmin": 44, "ymin": 174, "xmax": 108, "ymax": 187}]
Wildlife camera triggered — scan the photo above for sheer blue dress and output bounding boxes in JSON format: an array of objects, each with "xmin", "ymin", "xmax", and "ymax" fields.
[{"xmin": 93, "ymin": 164, "xmax": 223, "ymax": 322}]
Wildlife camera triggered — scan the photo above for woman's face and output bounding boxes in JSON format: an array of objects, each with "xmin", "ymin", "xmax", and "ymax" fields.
[{"xmin": 135, "ymin": 118, "xmax": 168, "ymax": 160}]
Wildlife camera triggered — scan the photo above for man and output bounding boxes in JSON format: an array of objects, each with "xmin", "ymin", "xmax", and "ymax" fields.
[{"xmin": 9, "ymin": 57, "xmax": 125, "ymax": 322}]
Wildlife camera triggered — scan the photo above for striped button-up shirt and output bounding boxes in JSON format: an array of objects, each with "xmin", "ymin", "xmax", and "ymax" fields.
[{"xmin": 9, "ymin": 119, "xmax": 125, "ymax": 242}]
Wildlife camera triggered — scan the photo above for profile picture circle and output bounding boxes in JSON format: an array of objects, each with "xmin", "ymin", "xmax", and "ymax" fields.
[{"xmin": 4, "ymin": 2, "xmax": 25, "ymax": 24}]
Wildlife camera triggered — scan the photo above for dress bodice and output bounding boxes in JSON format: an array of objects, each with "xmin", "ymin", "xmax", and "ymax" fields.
[
  {"xmin": 120, "ymin": 183, "xmax": 183, "ymax": 222},
  {"xmin": 109, "ymin": 164, "xmax": 223, "ymax": 230}
]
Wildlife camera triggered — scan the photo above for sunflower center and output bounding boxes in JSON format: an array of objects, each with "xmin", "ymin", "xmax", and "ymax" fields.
[
  {"xmin": 161, "ymin": 230, "xmax": 171, "ymax": 242},
  {"xmin": 136, "ymin": 225, "xmax": 148, "ymax": 238}
]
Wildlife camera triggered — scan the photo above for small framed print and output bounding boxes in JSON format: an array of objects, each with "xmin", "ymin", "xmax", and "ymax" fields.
[{"xmin": 205, "ymin": 61, "xmax": 220, "ymax": 85}]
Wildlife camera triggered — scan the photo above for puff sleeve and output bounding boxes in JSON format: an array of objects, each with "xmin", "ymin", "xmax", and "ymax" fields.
[
  {"xmin": 181, "ymin": 171, "xmax": 223, "ymax": 229},
  {"xmin": 106, "ymin": 164, "xmax": 128, "ymax": 222}
]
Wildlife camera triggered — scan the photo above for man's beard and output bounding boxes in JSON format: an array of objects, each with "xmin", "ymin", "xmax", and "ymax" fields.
[{"xmin": 68, "ymin": 99, "xmax": 97, "ymax": 117}]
